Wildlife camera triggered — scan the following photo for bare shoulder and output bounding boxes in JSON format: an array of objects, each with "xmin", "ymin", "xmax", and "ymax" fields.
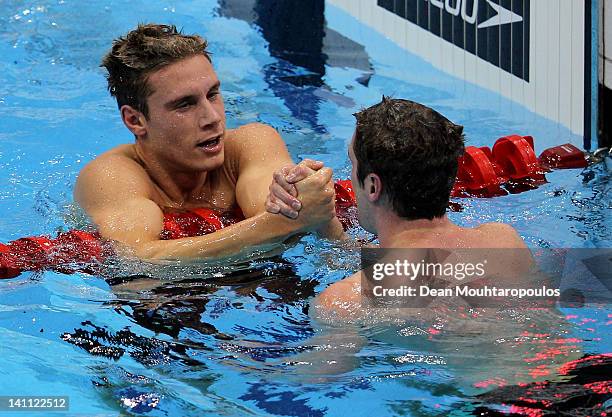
[
  {"xmin": 230, "ymin": 122, "xmax": 281, "ymax": 139},
  {"xmin": 317, "ymin": 272, "xmax": 362, "ymax": 310},
  {"xmin": 74, "ymin": 145, "xmax": 153, "ymax": 210},
  {"xmin": 223, "ymin": 123, "xmax": 288, "ymax": 173},
  {"xmin": 477, "ymin": 222, "xmax": 527, "ymax": 248},
  {"xmin": 225, "ymin": 122, "xmax": 285, "ymax": 152}
]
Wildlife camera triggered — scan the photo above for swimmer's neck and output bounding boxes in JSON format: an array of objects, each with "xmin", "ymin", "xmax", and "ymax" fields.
[
  {"xmin": 375, "ymin": 212, "xmax": 457, "ymax": 247},
  {"xmin": 133, "ymin": 143, "xmax": 212, "ymax": 206}
]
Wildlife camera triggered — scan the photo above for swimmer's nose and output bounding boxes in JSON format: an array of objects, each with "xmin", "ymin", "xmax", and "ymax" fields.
[{"xmin": 198, "ymin": 99, "xmax": 223, "ymax": 130}]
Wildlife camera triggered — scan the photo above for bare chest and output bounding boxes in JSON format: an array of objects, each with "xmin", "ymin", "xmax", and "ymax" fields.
[{"xmin": 150, "ymin": 169, "xmax": 238, "ymax": 212}]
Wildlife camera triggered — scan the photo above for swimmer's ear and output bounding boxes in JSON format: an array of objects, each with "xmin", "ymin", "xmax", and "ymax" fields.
[
  {"xmin": 120, "ymin": 105, "xmax": 147, "ymax": 139},
  {"xmin": 366, "ymin": 174, "xmax": 382, "ymax": 203}
]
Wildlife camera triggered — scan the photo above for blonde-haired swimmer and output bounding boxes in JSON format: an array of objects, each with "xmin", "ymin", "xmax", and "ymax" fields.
[{"xmin": 75, "ymin": 24, "xmax": 345, "ymax": 261}]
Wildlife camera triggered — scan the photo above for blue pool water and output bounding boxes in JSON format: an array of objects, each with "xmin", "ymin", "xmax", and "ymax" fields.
[{"xmin": 0, "ymin": 1, "xmax": 610, "ymax": 416}]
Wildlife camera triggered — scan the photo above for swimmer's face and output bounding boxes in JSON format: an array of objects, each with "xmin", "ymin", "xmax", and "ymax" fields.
[
  {"xmin": 349, "ymin": 133, "xmax": 376, "ymax": 233},
  {"xmin": 137, "ymin": 55, "xmax": 226, "ymax": 172}
]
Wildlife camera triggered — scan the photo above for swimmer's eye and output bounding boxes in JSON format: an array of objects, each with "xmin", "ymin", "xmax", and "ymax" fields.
[
  {"xmin": 208, "ymin": 90, "xmax": 220, "ymax": 100},
  {"xmin": 175, "ymin": 99, "xmax": 196, "ymax": 110}
]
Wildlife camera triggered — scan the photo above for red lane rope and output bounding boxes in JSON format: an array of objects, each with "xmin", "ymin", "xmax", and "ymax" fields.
[{"xmin": 0, "ymin": 136, "xmax": 588, "ymax": 279}]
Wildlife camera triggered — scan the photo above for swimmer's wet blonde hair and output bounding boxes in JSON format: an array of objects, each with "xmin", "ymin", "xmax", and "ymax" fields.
[{"xmin": 101, "ymin": 23, "xmax": 211, "ymax": 118}]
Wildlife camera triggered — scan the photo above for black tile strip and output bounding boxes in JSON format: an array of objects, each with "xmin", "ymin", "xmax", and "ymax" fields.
[
  {"xmin": 583, "ymin": 0, "xmax": 592, "ymax": 149},
  {"xmin": 374, "ymin": 0, "xmax": 530, "ymax": 81}
]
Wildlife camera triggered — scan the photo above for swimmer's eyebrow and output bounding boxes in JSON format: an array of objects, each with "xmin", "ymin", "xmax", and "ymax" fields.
[
  {"xmin": 204, "ymin": 81, "xmax": 221, "ymax": 97},
  {"xmin": 165, "ymin": 82, "xmax": 222, "ymax": 109}
]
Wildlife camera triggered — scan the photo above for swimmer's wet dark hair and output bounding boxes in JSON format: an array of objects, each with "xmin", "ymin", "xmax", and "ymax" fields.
[
  {"xmin": 101, "ymin": 23, "xmax": 211, "ymax": 119},
  {"xmin": 353, "ymin": 97, "xmax": 465, "ymax": 220}
]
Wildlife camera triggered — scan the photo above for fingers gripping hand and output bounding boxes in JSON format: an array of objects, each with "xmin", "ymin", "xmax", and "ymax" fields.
[
  {"xmin": 265, "ymin": 160, "xmax": 324, "ymax": 219},
  {"xmin": 294, "ymin": 167, "xmax": 337, "ymax": 230},
  {"xmin": 285, "ymin": 159, "xmax": 324, "ymax": 183},
  {"xmin": 266, "ymin": 166, "xmax": 297, "ymax": 217}
]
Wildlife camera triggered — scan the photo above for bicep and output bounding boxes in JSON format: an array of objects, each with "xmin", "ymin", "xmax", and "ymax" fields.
[
  {"xmin": 89, "ymin": 198, "xmax": 164, "ymax": 247},
  {"xmin": 233, "ymin": 124, "xmax": 294, "ymax": 217},
  {"xmin": 74, "ymin": 157, "xmax": 163, "ymax": 248}
]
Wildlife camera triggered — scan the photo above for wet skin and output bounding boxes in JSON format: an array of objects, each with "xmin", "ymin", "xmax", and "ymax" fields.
[
  {"xmin": 75, "ymin": 55, "xmax": 342, "ymax": 260},
  {"xmin": 265, "ymin": 132, "xmax": 529, "ymax": 315}
]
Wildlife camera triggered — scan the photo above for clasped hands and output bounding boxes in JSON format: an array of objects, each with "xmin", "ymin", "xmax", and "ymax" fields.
[{"xmin": 265, "ymin": 159, "xmax": 339, "ymax": 234}]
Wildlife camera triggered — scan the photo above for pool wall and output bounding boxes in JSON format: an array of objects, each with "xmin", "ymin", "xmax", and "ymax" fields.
[{"xmin": 327, "ymin": 0, "xmax": 597, "ymax": 148}]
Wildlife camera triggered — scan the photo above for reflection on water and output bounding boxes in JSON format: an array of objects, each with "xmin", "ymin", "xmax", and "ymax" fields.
[
  {"xmin": 219, "ymin": 0, "xmax": 372, "ymax": 132},
  {"xmin": 1, "ymin": 1, "xmax": 610, "ymax": 416},
  {"xmin": 56, "ymin": 252, "xmax": 611, "ymax": 416},
  {"xmin": 475, "ymin": 353, "xmax": 612, "ymax": 416},
  {"xmin": 63, "ymin": 257, "xmax": 316, "ymax": 357}
]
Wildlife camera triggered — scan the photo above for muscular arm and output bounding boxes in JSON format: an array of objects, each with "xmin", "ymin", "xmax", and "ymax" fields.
[
  {"xmin": 232, "ymin": 123, "xmax": 297, "ymax": 217},
  {"xmin": 75, "ymin": 125, "xmax": 336, "ymax": 261},
  {"xmin": 235, "ymin": 124, "xmax": 345, "ymax": 239},
  {"xmin": 129, "ymin": 211, "xmax": 297, "ymax": 260}
]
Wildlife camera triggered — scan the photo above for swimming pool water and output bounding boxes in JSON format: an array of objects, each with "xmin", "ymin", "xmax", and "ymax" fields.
[{"xmin": 0, "ymin": 1, "xmax": 610, "ymax": 416}]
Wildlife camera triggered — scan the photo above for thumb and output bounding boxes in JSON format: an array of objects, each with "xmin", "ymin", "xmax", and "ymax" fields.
[
  {"xmin": 317, "ymin": 167, "xmax": 333, "ymax": 183},
  {"xmin": 301, "ymin": 159, "xmax": 324, "ymax": 170}
]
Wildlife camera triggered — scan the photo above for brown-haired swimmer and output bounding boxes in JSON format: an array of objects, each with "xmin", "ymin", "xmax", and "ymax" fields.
[{"xmin": 265, "ymin": 98, "xmax": 572, "ymax": 386}]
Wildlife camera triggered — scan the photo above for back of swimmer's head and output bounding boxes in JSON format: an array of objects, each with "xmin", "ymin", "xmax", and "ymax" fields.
[
  {"xmin": 352, "ymin": 97, "xmax": 465, "ymax": 221},
  {"xmin": 101, "ymin": 23, "xmax": 211, "ymax": 118}
]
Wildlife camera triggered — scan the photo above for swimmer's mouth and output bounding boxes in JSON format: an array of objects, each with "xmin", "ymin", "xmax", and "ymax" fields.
[{"xmin": 196, "ymin": 134, "xmax": 222, "ymax": 150}]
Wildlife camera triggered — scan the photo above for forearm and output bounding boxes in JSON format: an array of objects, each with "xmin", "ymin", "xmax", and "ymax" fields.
[
  {"xmin": 133, "ymin": 212, "xmax": 296, "ymax": 261},
  {"xmin": 316, "ymin": 217, "xmax": 347, "ymax": 240}
]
